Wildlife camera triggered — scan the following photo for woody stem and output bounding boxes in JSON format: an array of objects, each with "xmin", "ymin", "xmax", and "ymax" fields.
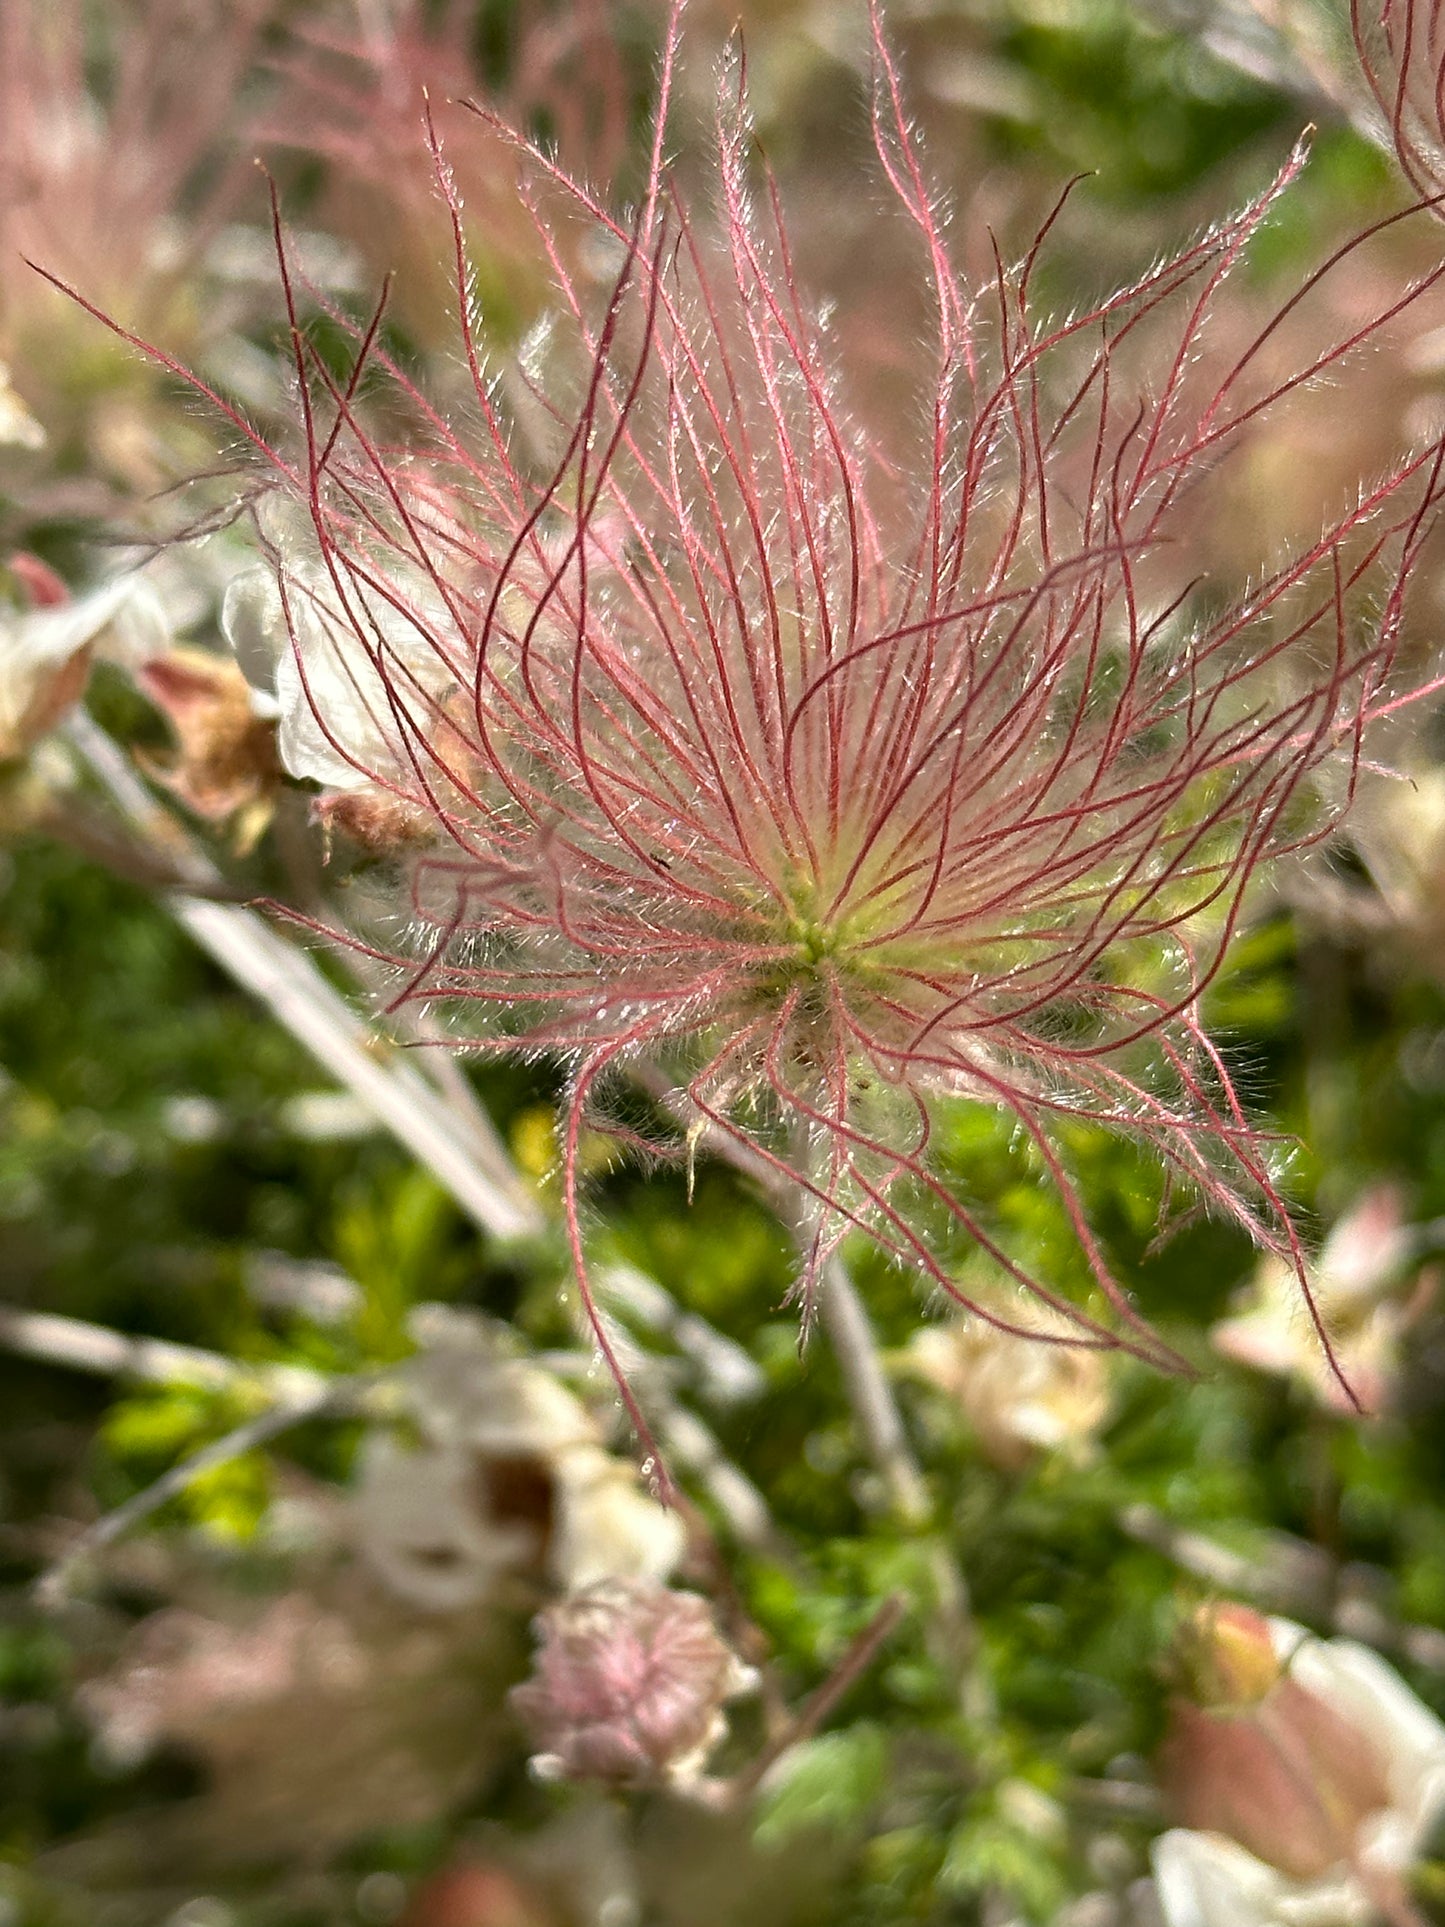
[{"xmin": 817, "ymin": 1254, "xmax": 929, "ymax": 1525}]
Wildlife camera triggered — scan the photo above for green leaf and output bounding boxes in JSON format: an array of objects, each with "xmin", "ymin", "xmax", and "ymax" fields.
[
  {"xmin": 754, "ymin": 1725, "xmax": 890, "ymax": 1849},
  {"xmin": 939, "ymin": 1810, "xmax": 1068, "ymax": 1921}
]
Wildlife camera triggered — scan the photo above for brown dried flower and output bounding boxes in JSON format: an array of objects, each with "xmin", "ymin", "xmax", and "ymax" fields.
[{"xmin": 136, "ymin": 645, "xmax": 280, "ymax": 845}]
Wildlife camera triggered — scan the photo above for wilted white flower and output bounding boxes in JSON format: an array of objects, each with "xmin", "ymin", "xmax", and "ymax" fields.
[
  {"xmin": 1212, "ymin": 1186, "xmax": 1427, "ymax": 1414},
  {"xmin": 74, "ymin": 1575, "xmax": 520, "ymax": 1862},
  {"xmin": 907, "ymin": 1289, "xmax": 1113, "ymax": 1471},
  {"xmin": 354, "ymin": 1312, "xmax": 684, "ymax": 1609},
  {"xmin": 80, "ymin": 1594, "xmax": 367, "ymax": 1770},
  {"xmin": 0, "ymin": 568, "xmax": 167, "ymax": 758},
  {"xmin": 1152, "ymin": 1606, "xmax": 1445, "ymax": 1927},
  {"xmin": 134, "ymin": 644, "xmax": 280, "ymax": 841},
  {"xmin": 510, "ymin": 1579, "xmax": 756, "ymax": 1789}
]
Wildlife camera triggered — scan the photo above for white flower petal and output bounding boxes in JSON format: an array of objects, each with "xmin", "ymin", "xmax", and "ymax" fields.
[
  {"xmin": 550, "ymin": 1448, "xmax": 685, "ymax": 1593},
  {"xmin": 100, "ymin": 579, "xmax": 170, "ymax": 668},
  {"xmin": 353, "ymin": 1432, "xmax": 539, "ymax": 1611},
  {"xmin": 220, "ymin": 570, "xmax": 286, "ymax": 693},
  {"xmin": 7, "ymin": 575, "xmax": 164, "ymax": 670},
  {"xmin": 222, "ymin": 563, "xmax": 459, "ymax": 791},
  {"xmin": 1152, "ymin": 1829, "xmax": 1292, "ymax": 1927},
  {"xmin": 1280, "ymin": 1627, "xmax": 1445, "ymax": 1818},
  {"xmin": 0, "ymin": 363, "xmax": 44, "ymax": 450},
  {"xmin": 0, "ymin": 573, "xmax": 170, "ymax": 747}
]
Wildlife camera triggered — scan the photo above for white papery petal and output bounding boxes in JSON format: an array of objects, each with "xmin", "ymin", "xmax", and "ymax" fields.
[
  {"xmin": 551, "ymin": 1448, "xmax": 686, "ymax": 1593},
  {"xmin": 7, "ymin": 575, "xmax": 166, "ymax": 670},
  {"xmin": 0, "ymin": 573, "xmax": 169, "ymax": 745},
  {"xmin": 0, "ymin": 367, "xmax": 44, "ymax": 450},
  {"xmin": 400, "ymin": 1311, "xmax": 597, "ymax": 1458},
  {"xmin": 353, "ymin": 1433, "xmax": 540, "ymax": 1611},
  {"xmin": 220, "ymin": 570, "xmax": 285, "ymax": 695},
  {"xmin": 99, "ymin": 579, "xmax": 170, "ymax": 667},
  {"xmin": 1149, "ymin": 1833, "xmax": 1368, "ymax": 1927},
  {"xmin": 1152, "ymin": 1830, "xmax": 1291, "ymax": 1927},
  {"xmin": 1272, "ymin": 1621, "xmax": 1445, "ymax": 1823},
  {"xmin": 221, "ymin": 564, "xmax": 460, "ymax": 791},
  {"xmin": 222, "ymin": 570, "xmax": 374, "ymax": 788}
]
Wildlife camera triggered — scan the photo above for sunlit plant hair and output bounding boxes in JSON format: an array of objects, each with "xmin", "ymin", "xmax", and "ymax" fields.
[
  {"xmin": 66, "ymin": 2, "xmax": 1445, "ymax": 1468},
  {"xmin": 1353, "ymin": 0, "xmax": 1445, "ymax": 201}
]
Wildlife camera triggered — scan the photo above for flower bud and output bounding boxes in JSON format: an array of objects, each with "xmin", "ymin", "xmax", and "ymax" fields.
[
  {"xmin": 1173, "ymin": 1602, "xmax": 1285, "ymax": 1708},
  {"xmin": 509, "ymin": 1579, "xmax": 754, "ymax": 1788},
  {"xmin": 8, "ymin": 554, "xmax": 67, "ymax": 609},
  {"xmin": 313, "ymin": 788, "xmax": 437, "ymax": 852},
  {"xmin": 398, "ymin": 1861, "xmax": 556, "ymax": 1927},
  {"xmin": 1159, "ymin": 1607, "xmax": 1394, "ymax": 1881}
]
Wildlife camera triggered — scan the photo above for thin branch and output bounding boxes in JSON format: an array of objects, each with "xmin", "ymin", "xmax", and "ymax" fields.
[
  {"xmin": 0, "ymin": 1301, "xmax": 372, "ymax": 1603},
  {"xmin": 62, "ymin": 712, "xmax": 544, "ymax": 1243},
  {"xmin": 37, "ymin": 1376, "xmax": 369, "ymax": 1606},
  {"xmin": 541, "ymin": 1341, "xmax": 788, "ymax": 1560},
  {"xmin": 817, "ymin": 1256, "xmax": 931, "ymax": 1526},
  {"xmin": 0, "ymin": 1302, "xmax": 325, "ymax": 1402},
  {"xmin": 646, "ymin": 1074, "xmax": 995, "ymax": 1718},
  {"xmin": 655, "ymin": 1402, "xmax": 790, "ymax": 1562},
  {"xmin": 601, "ymin": 1261, "xmax": 766, "ymax": 1408},
  {"xmin": 727, "ymin": 1592, "xmax": 908, "ymax": 1803}
]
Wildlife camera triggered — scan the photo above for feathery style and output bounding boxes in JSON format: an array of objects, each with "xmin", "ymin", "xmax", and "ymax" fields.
[{"xmin": 89, "ymin": 5, "xmax": 1445, "ymax": 1462}]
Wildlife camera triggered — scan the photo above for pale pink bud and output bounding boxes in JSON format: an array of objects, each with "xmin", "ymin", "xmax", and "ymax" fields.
[
  {"xmin": 1173, "ymin": 1602, "xmax": 1287, "ymax": 1709},
  {"xmin": 510, "ymin": 1580, "xmax": 754, "ymax": 1788},
  {"xmin": 1159, "ymin": 1607, "xmax": 1394, "ymax": 1881},
  {"xmin": 398, "ymin": 1861, "xmax": 556, "ymax": 1927}
]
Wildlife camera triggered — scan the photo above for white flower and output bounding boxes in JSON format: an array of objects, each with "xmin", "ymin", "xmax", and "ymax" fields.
[
  {"xmin": 907, "ymin": 1288, "xmax": 1113, "ymax": 1471},
  {"xmin": 1152, "ymin": 1616, "xmax": 1445, "ymax": 1927},
  {"xmin": 0, "ymin": 362, "xmax": 44, "ymax": 450},
  {"xmin": 353, "ymin": 1310, "xmax": 684, "ymax": 1610},
  {"xmin": 1212, "ymin": 1187, "xmax": 1422, "ymax": 1414}
]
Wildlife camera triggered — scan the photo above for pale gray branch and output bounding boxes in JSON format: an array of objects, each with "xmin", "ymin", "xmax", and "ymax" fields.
[
  {"xmin": 63, "ymin": 713, "xmax": 543, "ymax": 1243},
  {"xmin": 37, "ymin": 1378, "xmax": 365, "ymax": 1606},
  {"xmin": 0, "ymin": 1303, "xmax": 324, "ymax": 1402},
  {"xmin": 1121, "ymin": 1502, "xmax": 1445, "ymax": 1671},
  {"xmin": 818, "ymin": 1258, "xmax": 930, "ymax": 1526}
]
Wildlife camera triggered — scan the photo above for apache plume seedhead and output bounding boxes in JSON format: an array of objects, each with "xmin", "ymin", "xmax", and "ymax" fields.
[{"xmin": 84, "ymin": 3, "xmax": 1445, "ymax": 1461}]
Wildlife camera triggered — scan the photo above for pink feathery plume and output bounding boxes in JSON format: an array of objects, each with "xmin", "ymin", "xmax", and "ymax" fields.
[
  {"xmin": 271, "ymin": 0, "xmax": 634, "ymax": 182},
  {"xmin": 0, "ymin": 0, "xmax": 272, "ymax": 330},
  {"xmin": 259, "ymin": 0, "xmax": 634, "ymax": 349},
  {"xmin": 56, "ymin": 3, "xmax": 1445, "ymax": 1471},
  {"xmin": 1, "ymin": 0, "xmax": 278, "ymax": 504}
]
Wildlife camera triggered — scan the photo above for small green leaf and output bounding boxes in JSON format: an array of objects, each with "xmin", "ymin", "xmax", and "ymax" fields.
[{"xmin": 754, "ymin": 1725, "xmax": 889, "ymax": 1849}]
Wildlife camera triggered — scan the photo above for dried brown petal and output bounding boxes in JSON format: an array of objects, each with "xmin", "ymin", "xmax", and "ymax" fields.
[{"xmin": 136, "ymin": 645, "xmax": 280, "ymax": 835}]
